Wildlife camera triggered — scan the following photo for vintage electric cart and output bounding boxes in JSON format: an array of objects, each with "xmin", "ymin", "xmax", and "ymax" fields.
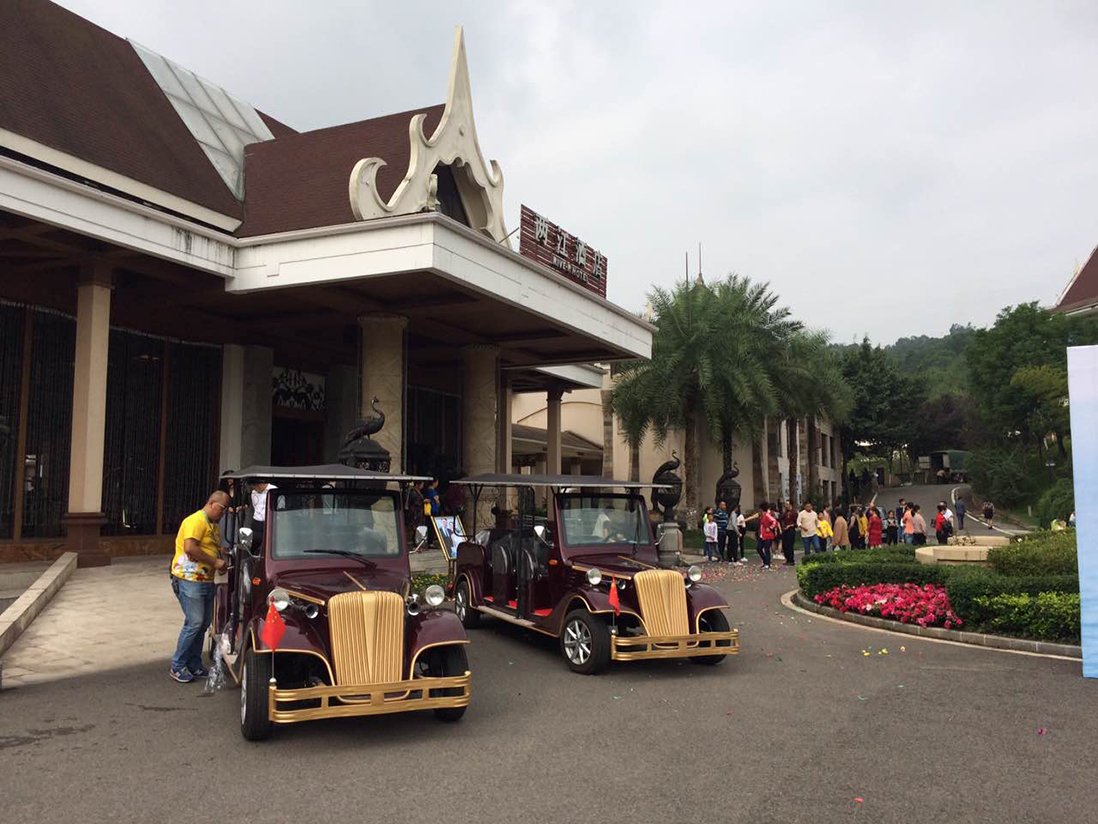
[
  {"xmin": 450, "ymin": 473, "xmax": 739, "ymax": 674},
  {"xmin": 213, "ymin": 465, "xmax": 471, "ymax": 740}
]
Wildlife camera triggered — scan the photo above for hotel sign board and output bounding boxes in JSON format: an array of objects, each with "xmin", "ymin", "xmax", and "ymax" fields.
[{"xmin": 519, "ymin": 205, "xmax": 607, "ymax": 298}]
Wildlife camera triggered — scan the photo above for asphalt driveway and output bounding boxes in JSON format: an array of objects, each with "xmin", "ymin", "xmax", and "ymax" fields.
[{"xmin": 1, "ymin": 560, "xmax": 1094, "ymax": 824}]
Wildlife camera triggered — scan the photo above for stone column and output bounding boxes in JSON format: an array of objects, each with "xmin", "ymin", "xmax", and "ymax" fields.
[
  {"xmin": 807, "ymin": 416, "xmax": 820, "ymax": 503},
  {"xmin": 496, "ymin": 377, "xmax": 512, "ymax": 474},
  {"xmin": 219, "ymin": 344, "xmax": 245, "ymax": 473},
  {"xmin": 753, "ymin": 416, "xmax": 770, "ymax": 504},
  {"xmin": 766, "ymin": 419, "xmax": 780, "ymax": 502},
  {"xmin": 359, "ymin": 314, "xmax": 407, "ymax": 472},
  {"xmin": 600, "ymin": 388, "xmax": 614, "ymax": 478},
  {"xmin": 546, "ymin": 388, "xmax": 563, "ymax": 475},
  {"xmin": 324, "ymin": 364, "xmax": 359, "ymax": 462},
  {"xmin": 220, "ymin": 344, "xmax": 274, "ymax": 470},
  {"xmin": 463, "ymin": 345, "xmax": 498, "ymax": 523},
  {"xmin": 64, "ymin": 266, "xmax": 112, "ymax": 566}
]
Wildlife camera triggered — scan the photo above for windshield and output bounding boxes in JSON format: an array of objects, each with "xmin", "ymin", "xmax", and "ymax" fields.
[
  {"xmin": 269, "ymin": 490, "xmax": 402, "ymax": 559},
  {"xmin": 558, "ymin": 494, "xmax": 650, "ymax": 548}
]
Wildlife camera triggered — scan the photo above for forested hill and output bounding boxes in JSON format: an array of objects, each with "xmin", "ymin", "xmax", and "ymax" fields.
[
  {"xmin": 831, "ymin": 324, "xmax": 973, "ymax": 398},
  {"xmin": 887, "ymin": 324, "xmax": 974, "ymax": 397}
]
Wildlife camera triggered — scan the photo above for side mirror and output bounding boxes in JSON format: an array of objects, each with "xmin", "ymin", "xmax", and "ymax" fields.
[
  {"xmin": 237, "ymin": 526, "xmax": 254, "ymax": 552},
  {"xmin": 533, "ymin": 524, "xmax": 551, "ymax": 546},
  {"xmin": 413, "ymin": 525, "xmax": 428, "ymax": 551}
]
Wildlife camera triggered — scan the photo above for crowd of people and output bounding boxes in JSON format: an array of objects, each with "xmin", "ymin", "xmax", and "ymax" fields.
[{"xmin": 701, "ymin": 494, "xmax": 992, "ymax": 570}]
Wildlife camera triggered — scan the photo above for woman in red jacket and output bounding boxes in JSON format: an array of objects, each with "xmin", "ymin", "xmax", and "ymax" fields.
[
  {"xmin": 934, "ymin": 504, "xmax": 952, "ymax": 545},
  {"xmin": 867, "ymin": 507, "xmax": 883, "ymax": 548}
]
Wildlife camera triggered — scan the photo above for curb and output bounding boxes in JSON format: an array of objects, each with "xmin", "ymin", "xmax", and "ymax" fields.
[
  {"xmin": 0, "ymin": 552, "xmax": 78, "ymax": 660},
  {"xmin": 786, "ymin": 589, "xmax": 1082, "ymax": 660}
]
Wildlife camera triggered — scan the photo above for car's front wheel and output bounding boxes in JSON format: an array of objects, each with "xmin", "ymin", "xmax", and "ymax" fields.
[
  {"xmin": 560, "ymin": 609, "xmax": 611, "ymax": 675},
  {"xmin": 424, "ymin": 644, "xmax": 469, "ymax": 722},
  {"xmin": 454, "ymin": 578, "xmax": 480, "ymax": 629},
  {"xmin": 240, "ymin": 647, "xmax": 273, "ymax": 741},
  {"xmin": 691, "ymin": 609, "xmax": 733, "ymax": 666}
]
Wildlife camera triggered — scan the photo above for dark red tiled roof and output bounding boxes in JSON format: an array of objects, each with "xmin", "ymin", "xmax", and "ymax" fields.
[
  {"xmin": 0, "ymin": 0, "xmax": 244, "ymax": 220},
  {"xmin": 238, "ymin": 105, "xmax": 444, "ymax": 237},
  {"xmin": 258, "ymin": 111, "xmax": 298, "ymax": 139},
  {"xmin": 1057, "ymin": 244, "xmax": 1098, "ymax": 313}
]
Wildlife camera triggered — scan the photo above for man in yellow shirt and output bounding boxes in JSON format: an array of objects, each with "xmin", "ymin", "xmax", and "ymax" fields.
[{"xmin": 170, "ymin": 490, "xmax": 230, "ymax": 683}]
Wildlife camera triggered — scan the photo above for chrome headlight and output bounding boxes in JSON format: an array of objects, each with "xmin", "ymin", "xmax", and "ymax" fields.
[
  {"xmin": 586, "ymin": 567, "xmax": 603, "ymax": 586},
  {"xmin": 424, "ymin": 584, "xmax": 445, "ymax": 608},
  {"xmin": 268, "ymin": 587, "xmax": 291, "ymax": 612},
  {"xmin": 687, "ymin": 565, "xmax": 702, "ymax": 583}
]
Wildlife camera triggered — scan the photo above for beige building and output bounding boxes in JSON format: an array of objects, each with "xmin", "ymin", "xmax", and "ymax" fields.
[
  {"xmin": 512, "ymin": 369, "xmax": 842, "ymax": 513},
  {"xmin": 0, "ymin": 4, "xmax": 652, "ymax": 565}
]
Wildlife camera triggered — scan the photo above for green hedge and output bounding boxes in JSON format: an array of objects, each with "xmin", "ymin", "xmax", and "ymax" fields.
[
  {"xmin": 987, "ymin": 531, "xmax": 1077, "ymax": 577},
  {"xmin": 797, "ymin": 550, "xmax": 1080, "ymax": 642},
  {"xmin": 973, "ymin": 592, "xmax": 1080, "ymax": 642},
  {"xmin": 797, "ymin": 559, "xmax": 946, "ymax": 598},
  {"xmin": 940, "ymin": 567, "xmax": 1078, "ymax": 626},
  {"xmin": 801, "ymin": 547, "xmax": 916, "ymax": 566}
]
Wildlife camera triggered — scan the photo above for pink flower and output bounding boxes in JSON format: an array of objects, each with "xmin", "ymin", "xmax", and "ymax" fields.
[{"xmin": 814, "ymin": 583, "xmax": 962, "ymax": 629}]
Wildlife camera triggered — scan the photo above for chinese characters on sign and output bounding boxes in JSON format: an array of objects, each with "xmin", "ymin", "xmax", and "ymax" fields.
[{"xmin": 519, "ymin": 205, "xmax": 607, "ymax": 298}]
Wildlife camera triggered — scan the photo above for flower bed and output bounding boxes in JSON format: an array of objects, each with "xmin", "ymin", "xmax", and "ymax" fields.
[
  {"xmin": 814, "ymin": 583, "xmax": 964, "ymax": 629},
  {"xmin": 796, "ymin": 537, "xmax": 1081, "ymax": 642}
]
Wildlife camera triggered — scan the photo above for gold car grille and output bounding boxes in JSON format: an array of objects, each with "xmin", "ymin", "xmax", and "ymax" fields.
[
  {"xmin": 328, "ymin": 591, "xmax": 404, "ymax": 686},
  {"xmin": 633, "ymin": 569, "xmax": 689, "ymax": 636}
]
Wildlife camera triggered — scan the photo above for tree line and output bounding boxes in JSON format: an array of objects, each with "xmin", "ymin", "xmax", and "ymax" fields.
[{"xmin": 612, "ymin": 273, "xmax": 1098, "ymax": 522}]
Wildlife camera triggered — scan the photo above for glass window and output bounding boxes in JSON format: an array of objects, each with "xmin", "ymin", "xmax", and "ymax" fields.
[
  {"xmin": 558, "ymin": 495, "xmax": 649, "ymax": 547},
  {"xmin": 270, "ymin": 491, "xmax": 402, "ymax": 559}
]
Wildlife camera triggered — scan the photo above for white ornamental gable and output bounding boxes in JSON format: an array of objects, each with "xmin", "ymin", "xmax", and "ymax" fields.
[{"xmin": 348, "ymin": 28, "xmax": 508, "ymax": 244}]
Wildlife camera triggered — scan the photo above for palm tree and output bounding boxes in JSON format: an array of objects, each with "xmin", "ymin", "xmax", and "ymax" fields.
[
  {"xmin": 611, "ymin": 278, "xmax": 720, "ymax": 516},
  {"xmin": 612, "ymin": 275, "xmax": 851, "ymax": 516}
]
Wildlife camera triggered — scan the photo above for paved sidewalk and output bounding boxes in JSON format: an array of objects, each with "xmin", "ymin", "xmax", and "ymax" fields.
[
  {"xmin": 0, "ymin": 549, "xmax": 453, "ymax": 689},
  {"xmin": 1, "ymin": 556, "xmax": 177, "ymax": 688},
  {"xmin": 0, "ymin": 560, "xmax": 51, "ymax": 616}
]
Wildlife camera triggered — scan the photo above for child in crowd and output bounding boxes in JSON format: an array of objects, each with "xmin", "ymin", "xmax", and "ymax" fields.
[{"xmin": 702, "ymin": 507, "xmax": 719, "ymax": 561}]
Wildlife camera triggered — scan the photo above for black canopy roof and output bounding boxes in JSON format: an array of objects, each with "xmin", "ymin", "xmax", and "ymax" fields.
[
  {"xmin": 226, "ymin": 464, "xmax": 429, "ymax": 482},
  {"xmin": 451, "ymin": 473, "xmax": 672, "ymax": 489}
]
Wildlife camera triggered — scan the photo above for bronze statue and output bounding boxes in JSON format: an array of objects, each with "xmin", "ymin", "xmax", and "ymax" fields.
[
  {"xmin": 715, "ymin": 461, "xmax": 742, "ymax": 509},
  {"xmin": 338, "ymin": 397, "xmax": 391, "ymax": 471},
  {"xmin": 650, "ymin": 451, "xmax": 683, "ymax": 522}
]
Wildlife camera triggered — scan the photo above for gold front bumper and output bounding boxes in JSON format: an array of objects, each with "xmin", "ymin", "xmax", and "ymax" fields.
[
  {"xmin": 610, "ymin": 630, "xmax": 740, "ymax": 661},
  {"xmin": 268, "ymin": 672, "xmax": 471, "ymax": 724}
]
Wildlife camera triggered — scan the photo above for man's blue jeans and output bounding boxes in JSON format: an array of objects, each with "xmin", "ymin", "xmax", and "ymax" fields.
[
  {"xmin": 171, "ymin": 577, "xmax": 214, "ymax": 673},
  {"xmin": 802, "ymin": 535, "xmax": 819, "ymax": 556},
  {"xmin": 903, "ymin": 533, "xmax": 914, "ymax": 545}
]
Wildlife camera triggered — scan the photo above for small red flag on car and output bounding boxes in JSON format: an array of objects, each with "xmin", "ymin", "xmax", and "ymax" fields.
[
  {"xmin": 260, "ymin": 603, "xmax": 286, "ymax": 651},
  {"xmin": 608, "ymin": 577, "xmax": 620, "ymax": 615}
]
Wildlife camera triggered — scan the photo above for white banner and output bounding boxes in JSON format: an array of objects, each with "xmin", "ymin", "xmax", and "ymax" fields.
[{"xmin": 1068, "ymin": 345, "xmax": 1098, "ymax": 677}]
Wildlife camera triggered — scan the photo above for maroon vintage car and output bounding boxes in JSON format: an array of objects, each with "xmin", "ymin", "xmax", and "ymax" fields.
[
  {"xmin": 450, "ymin": 474, "xmax": 739, "ymax": 674},
  {"xmin": 212, "ymin": 465, "xmax": 471, "ymax": 740}
]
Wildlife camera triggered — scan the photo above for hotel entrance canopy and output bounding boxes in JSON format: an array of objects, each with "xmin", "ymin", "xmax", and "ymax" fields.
[{"xmin": 0, "ymin": 3, "xmax": 652, "ymax": 565}]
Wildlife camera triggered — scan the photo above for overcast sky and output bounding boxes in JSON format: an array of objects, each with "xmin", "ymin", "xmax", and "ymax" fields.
[{"xmin": 58, "ymin": 0, "xmax": 1098, "ymax": 345}]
